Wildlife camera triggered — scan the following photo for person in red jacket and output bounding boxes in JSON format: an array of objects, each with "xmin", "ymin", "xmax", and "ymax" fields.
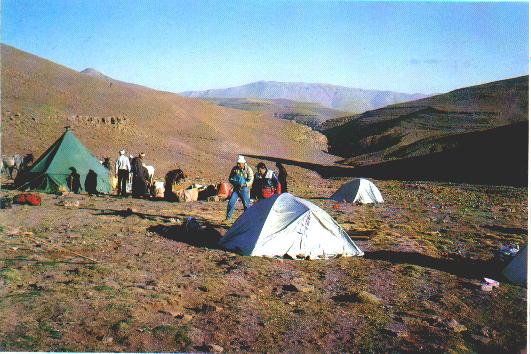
[{"xmin": 253, "ymin": 162, "xmax": 281, "ymax": 200}]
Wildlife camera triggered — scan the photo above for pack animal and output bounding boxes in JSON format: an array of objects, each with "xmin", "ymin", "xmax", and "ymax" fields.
[
  {"xmin": 144, "ymin": 165, "xmax": 155, "ymax": 186},
  {"xmin": 2, "ymin": 154, "xmax": 33, "ymax": 179}
]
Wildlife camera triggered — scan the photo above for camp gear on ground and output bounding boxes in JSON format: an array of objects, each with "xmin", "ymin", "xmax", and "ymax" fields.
[
  {"xmin": 217, "ymin": 182, "xmax": 232, "ymax": 199},
  {"xmin": 480, "ymin": 278, "xmax": 500, "ymax": 292},
  {"xmin": 18, "ymin": 128, "xmax": 111, "ymax": 194},
  {"xmin": 176, "ymin": 187, "xmax": 199, "ymax": 202},
  {"xmin": 0, "ymin": 197, "xmax": 12, "ymax": 209},
  {"xmin": 226, "ymin": 186, "xmax": 251, "ymax": 220},
  {"xmin": 184, "ymin": 217, "xmax": 201, "ymax": 233},
  {"xmin": 219, "ymin": 193, "xmax": 364, "ymax": 259},
  {"xmin": 502, "ymin": 245, "xmax": 527, "ymax": 286},
  {"xmin": 13, "ymin": 193, "xmax": 42, "ymax": 206},
  {"xmin": 330, "ymin": 178, "xmax": 384, "ymax": 204},
  {"xmin": 198, "ymin": 185, "xmax": 218, "ymax": 201},
  {"xmin": 153, "ymin": 181, "xmax": 165, "ymax": 198},
  {"xmin": 482, "ymin": 278, "xmax": 500, "ymax": 287}
]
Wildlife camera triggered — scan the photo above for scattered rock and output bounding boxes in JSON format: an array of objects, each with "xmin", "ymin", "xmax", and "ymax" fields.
[
  {"xmin": 448, "ymin": 319, "xmax": 467, "ymax": 333},
  {"xmin": 480, "ymin": 284, "xmax": 493, "ymax": 292},
  {"xmin": 102, "ymin": 336, "xmax": 113, "ymax": 344},
  {"xmin": 298, "ymin": 285, "xmax": 315, "ymax": 293},
  {"xmin": 159, "ymin": 309, "xmax": 185, "ymax": 318},
  {"xmin": 282, "ymin": 284, "xmax": 299, "ymax": 292},
  {"xmin": 471, "ymin": 334, "xmax": 492, "ymax": 345},
  {"xmin": 56, "ymin": 200, "xmax": 80, "ymax": 207},
  {"xmin": 282, "ymin": 283, "xmax": 314, "ymax": 293},
  {"xmin": 197, "ymin": 286, "xmax": 208, "ymax": 292},
  {"xmin": 198, "ymin": 304, "xmax": 219, "ymax": 313},
  {"xmin": 332, "ymin": 290, "xmax": 382, "ymax": 305},
  {"xmin": 207, "ymin": 344, "xmax": 224, "ymax": 353}
]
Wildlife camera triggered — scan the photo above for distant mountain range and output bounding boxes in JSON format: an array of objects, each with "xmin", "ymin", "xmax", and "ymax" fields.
[{"xmin": 180, "ymin": 81, "xmax": 428, "ymax": 113}]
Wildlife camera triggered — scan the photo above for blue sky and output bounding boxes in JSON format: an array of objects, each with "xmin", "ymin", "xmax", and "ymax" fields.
[{"xmin": 2, "ymin": 1, "xmax": 528, "ymax": 94}]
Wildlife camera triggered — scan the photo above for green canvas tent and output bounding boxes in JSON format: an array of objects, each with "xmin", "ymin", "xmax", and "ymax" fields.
[{"xmin": 19, "ymin": 127, "xmax": 111, "ymax": 194}]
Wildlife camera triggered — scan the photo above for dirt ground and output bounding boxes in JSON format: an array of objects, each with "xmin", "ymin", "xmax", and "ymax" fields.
[{"xmin": 0, "ymin": 168, "xmax": 527, "ymax": 352}]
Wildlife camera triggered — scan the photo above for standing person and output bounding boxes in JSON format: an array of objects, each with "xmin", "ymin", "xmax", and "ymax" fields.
[
  {"xmin": 115, "ymin": 149, "xmax": 131, "ymax": 196},
  {"xmin": 131, "ymin": 153, "xmax": 148, "ymax": 198},
  {"xmin": 276, "ymin": 162, "xmax": 288, "ymax": 193},
  {"xmin": 102, "ymin": 157, "xmax": 112, "ymax": 170},
  {"xmin": 253, "ymin": 162, "xmax": 281, "ymax": 200},
  {"xmin": 67, "ymin": 167, "xmax": 81, "ymax": 194},
  {"xmin": 226, "ymin": 155, "xmax": 254, "ymax": 220},
  {"xmin": 85, "ymin": 169, "xmax": 98, "ymax": 196}
]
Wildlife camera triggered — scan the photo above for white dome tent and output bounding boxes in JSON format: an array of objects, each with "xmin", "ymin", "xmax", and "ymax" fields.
[
  {"xmin": 219, "ymin": 193, "xmax": 364, "ymax": 259},
  {"xmin": 330, "ymin": 178, "xmax": 384, "ymax": 204}
]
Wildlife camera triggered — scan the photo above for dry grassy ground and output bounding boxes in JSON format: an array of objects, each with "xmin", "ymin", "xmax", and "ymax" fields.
[{"xmin": 0, "ymin": 168, "xmax": 527, "ymax": 352}]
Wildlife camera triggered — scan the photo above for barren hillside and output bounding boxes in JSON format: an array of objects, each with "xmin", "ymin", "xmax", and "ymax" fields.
[{"xmin": 1, "ymin": 45, "xmax": 332, "ymax": 182}]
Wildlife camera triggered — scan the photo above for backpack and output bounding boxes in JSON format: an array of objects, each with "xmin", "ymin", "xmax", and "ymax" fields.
[{"xmin": 13, "ymin": 193, "xmax": 41, "ymax": 206}]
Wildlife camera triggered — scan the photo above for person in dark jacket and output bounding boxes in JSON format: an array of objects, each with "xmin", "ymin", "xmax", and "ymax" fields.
[
  {"xmin": 276, "ymin": 162, "xmax": 288, "ymax": 193},
  {"xmin": 85, "ymin": 169, "xmax": 98, "ymax": 196},
  {"xmin": 226, "ymin": 155, "xmax": 254, "ymax": 220},
  {"xmin": 131, "ymin": 153, "xmax": 148, "ymax": 198},
  {"xmin": 253, "ymin": 162, "xmax": 281, "ymax": 200},
  {"xmin": 67, "ymin": 167, "xmax": 81, "ymax": 194}
]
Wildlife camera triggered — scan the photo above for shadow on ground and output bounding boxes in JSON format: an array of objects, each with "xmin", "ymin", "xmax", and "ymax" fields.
[
  {"xmin": 147, "ymin": 223, "xmax": 223, "ymax": 249},
  {"xmin": 247, "ymin": 121, "xmax": 528, "ymax": 186},
  {"xmin": 364, "ymin": 250, "xmax": 504, "ymax": 280},
  {"xmin": 82, "ymin": 207, "xmax": 226, "ymax": 249},
  {"xmin": 482, "ymin": 225, "xmax": 527, "ymax": 235}
]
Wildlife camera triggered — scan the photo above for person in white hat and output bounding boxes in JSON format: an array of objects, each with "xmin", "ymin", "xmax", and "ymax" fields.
[
  {"xmin": 226, "ymin": 155, "xmax": 254, "ymax": 220},
  {"xmin": 115, "ymin": 149, "xmax": 131, "ymax": 196}
]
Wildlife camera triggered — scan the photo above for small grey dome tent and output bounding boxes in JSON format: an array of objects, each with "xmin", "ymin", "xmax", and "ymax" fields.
[
  {"xmin": 502, "ymin": 245, "xmax": 527, "ymax": 287},
  {"xmin": 219, "ymin": 193, "xmax": 364, "ymax": 259},
  {"xmin": 330, "ymin": 178, "xmax": 383, "ymax": 204}
]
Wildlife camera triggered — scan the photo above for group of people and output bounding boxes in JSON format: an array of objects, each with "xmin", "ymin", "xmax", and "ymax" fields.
[
  {"xmin": 66, "ymin": 167, "xmax": 99, "ymax": 196},
  {"xmin": 110, "ymin": 151, "xmax": 289, "ymax": 221},
  {"xmin": 115, "ymin": 150, "xmax": 150, "ymax": 198},
  {"xmin": 226, "ymin": 155, "xmax": 288, "ymax": 220}
]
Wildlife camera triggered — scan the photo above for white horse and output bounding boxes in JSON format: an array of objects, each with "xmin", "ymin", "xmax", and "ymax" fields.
[{"xmin": 143, "ymin": 165, "xmax": 155, "ymax": 186}]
